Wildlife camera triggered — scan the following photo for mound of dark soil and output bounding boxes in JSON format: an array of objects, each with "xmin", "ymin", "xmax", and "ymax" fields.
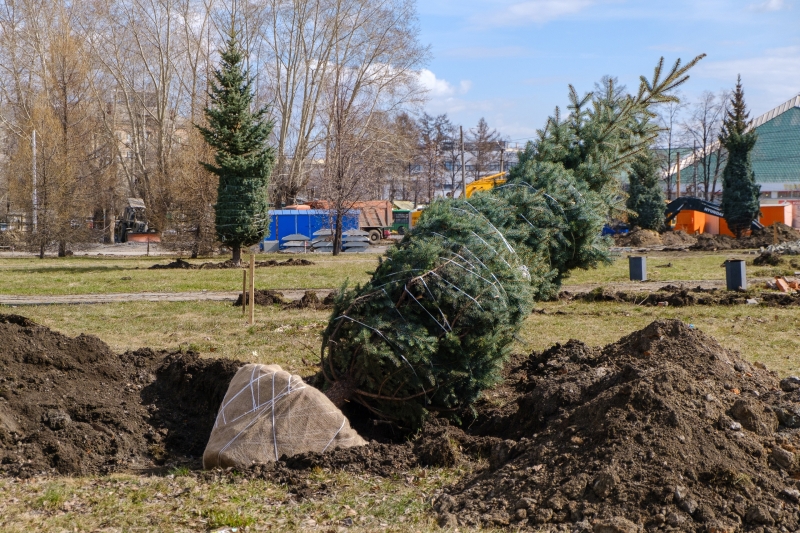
[
  {"xmin": 690, "ymin": 233, "xmax": 737, "ymax": 251},
  {"xmin": 233, "ymin": 289, "xmax": 337, "ymax": 309},
  {"xmin": 614, "ymin": 229, "xmax": 663, "ymax": 247},
  {"xmin": 233, "ymin": 289, "xmax": 289, "ymax": 307},
  {"xmin": 439, "ymin": 320, "xmax": 800, "ymax": 531},
  {"xmin": 0, "ymin": 315, "xmax": 241, "ymax": 477},
  {"xmin": 754, "ymin": 251, "xmax": 784, "ymax": 266},
  {"xmin": 562, "ymin": 284, "xmax": 800, "ymax": 308},
  {"xmin": 690, "ymin": 224, "xmax": 800, "ymax": 252},
  {"xmin": 742, "ymin": 223, "xmax": 800, "ymax": 249},
  {"xmin": 150, "ymin": 258, "xmax": 314, "ymax": 270},
  {"xmin": 661, "ymin": 230, "xmax": 698, "ymax": 248}
]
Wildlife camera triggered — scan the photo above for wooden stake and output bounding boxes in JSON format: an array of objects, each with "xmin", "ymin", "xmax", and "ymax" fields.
[
  {"xmin": 249, "ymin": 253, "xmax": 255, "ymax": 325},
  {"xmin": 242, "ymin": 269, "xmax": 247, "ymax": 316}
]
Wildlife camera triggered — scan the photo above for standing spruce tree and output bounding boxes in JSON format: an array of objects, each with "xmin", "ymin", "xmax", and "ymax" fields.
[
  {"xmin": 626, "ymin": 150, "xmax": 665, "ymax": 231},
  {"xmin": 198, "ymin": 32, "xmax": 274, "ymax": 264},
  {"xmin": 321, "ymin": 56, "xmax": 704, "ymax": 428},
  {"xmin": 720, "ymin": 75, "xmax": 760, "ymax": 238}
]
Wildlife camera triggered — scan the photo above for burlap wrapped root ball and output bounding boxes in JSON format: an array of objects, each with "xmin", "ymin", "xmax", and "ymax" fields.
[{"xmin": 203, "ymin": 364, "xmax": 365, "ymax": 469}]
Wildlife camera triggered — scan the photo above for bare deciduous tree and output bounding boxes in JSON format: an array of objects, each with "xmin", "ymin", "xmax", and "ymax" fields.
[
  {"xmin": 683, "ymin": 90, "xmax": 729, "ymax": 201},
  {"xmin": 654, "ymin": 98, "xmax": 687, "ymax": 200},
  {"xmin": 467, "ymin": 117, "xmax": 502, "ymax": 181}
]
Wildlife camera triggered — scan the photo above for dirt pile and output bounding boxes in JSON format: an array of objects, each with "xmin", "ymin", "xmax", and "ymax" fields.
[
  {"xmin": 0, "ymin": 315, "xmax": 241, "ymax": 477},
  {"xmin": 753, "ymin": 251, "xmax": 783, "ymax": 266},
  {"xmin": 690, "ymin": 233, "xmax": 737, "ymax": 251},
  {"xmin": 661, "ymin": 230, "xmax": 698, "ymax": 248},
  {"xmin": 233, "ymin": 289, "xmax": 289, "ymax": 307},
  {"xmin": 561, "ymin": 284, "xmax": 800, "ymax": 308},
  {"xmin": 150, "ymin": 258, "xmax": 314, "ymax": 270},
  {"xmin": 690, "ymin": 224, "xmax": 800, "ymax": 252},
  {"xmin": 0, "ymin": 314, "xmax": 479, "ymax": 481},
  {"xmin": 743, "ymin": 223, "xmax": 800, "ymax": 248},
  {"xmin": 614, "ymin": 229, "xmax": 663, "ymax": 247},
  {"xmin": 233, "ymin": 289, "xmax": 337, "ymax": 309},
  {"xmin": 438, "ymin": 320, "xmax": 800, "ymax": 531}
]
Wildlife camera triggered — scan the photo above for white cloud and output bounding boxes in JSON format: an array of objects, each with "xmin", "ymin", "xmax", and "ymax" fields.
[
  {"xmin": 748, "ymin": 0, "xmax": 789, "ymax": 11},
  {"xmin": 696, "ymin": 46, "xmax": 800, "ymax": 113},
  {"xmin": 417, "ymin": 69, "xmax": 455, "ymax": 97},
  {"xmin": 417, "ymin": 69, "xmax": 471, "ymax": 97},
  {"xmin": 482, "ymin": 0, "xmax": 596, "ymax": 26}
]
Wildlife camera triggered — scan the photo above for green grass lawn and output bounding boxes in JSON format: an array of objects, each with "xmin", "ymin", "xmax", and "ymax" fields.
[
  {"xmin": 3, "ymin": 249, "xmax": 800, "ymax": 532},
  {"xmin": 0, "ymin": 254, "xmax": 376, "ymax": 296},
  {"xmin": 565, "ymin": 250, "xmax": 797, "ymax": 285}
]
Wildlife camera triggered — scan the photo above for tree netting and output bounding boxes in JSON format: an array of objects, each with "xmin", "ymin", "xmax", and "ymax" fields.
[
  {"xmin": 321, "ymin": 57, "xmax": 705, "ymax": 428},
  {"xmin": 321, "ymin": 166, "xmax": 610, "ymax": 426}
]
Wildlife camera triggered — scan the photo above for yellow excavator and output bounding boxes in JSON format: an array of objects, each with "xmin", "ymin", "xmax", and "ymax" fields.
[
  {"xmin": 464, "ymin": 171, "xmax": 507, "ymax": 198},
  {"xmin": 410, "ymin": 172, "xmax": 509, "ymax": 228}
]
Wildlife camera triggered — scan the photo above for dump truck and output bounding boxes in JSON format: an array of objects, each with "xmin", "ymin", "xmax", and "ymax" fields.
[{"xmin": 307, "ymin": 200, "xmax": 393, "ymax": 244}]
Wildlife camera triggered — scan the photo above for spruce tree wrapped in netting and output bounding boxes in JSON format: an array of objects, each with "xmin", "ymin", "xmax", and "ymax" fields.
[
  {"xmin": 322, "ymin": 199, "xmax": 534, "ymax": 425},
  {"xmin": 321, "ymin": 56, "xmax": 705, "ymax": 427}
]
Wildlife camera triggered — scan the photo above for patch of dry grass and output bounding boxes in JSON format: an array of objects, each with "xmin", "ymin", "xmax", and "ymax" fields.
[
  {"xmin": 565, "ymin": 251, "xmax": 795, "ymax": 286},
  {"xmin": 0, "ymin": 466, "xmax": 481, "ymax": 532},
  {"xmin": 0, "ymin": 253, "xmax": 377, "ymax": 296}
]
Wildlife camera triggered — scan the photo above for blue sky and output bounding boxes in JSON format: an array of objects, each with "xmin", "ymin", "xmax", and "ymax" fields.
[{"xmin": 416, "ymin": 0, "xmax": 800, "ymax": 143}]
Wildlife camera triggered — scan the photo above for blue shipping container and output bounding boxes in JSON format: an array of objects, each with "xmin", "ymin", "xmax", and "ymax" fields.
[{"xmin": 266, "ymin": 209, "xmax": 360, "ymax": 243}]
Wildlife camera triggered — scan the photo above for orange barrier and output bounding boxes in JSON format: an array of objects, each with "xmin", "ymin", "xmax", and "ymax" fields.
[
  {"xmin": 760, "ymin": 204, "xmax": 793, "ymax": 227},
  {"xmin": 674, "ymin": 210, "xmax": 706, "ymax": 234}
]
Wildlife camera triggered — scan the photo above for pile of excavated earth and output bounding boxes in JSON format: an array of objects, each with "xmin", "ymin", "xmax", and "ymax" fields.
[
  {"xmin": 149, "ymin": 258, "xmax": 314, "ymax": 269},
  {"xmin": 3, "ymin": 315, "xmax": 800, "ymax": 532},
  {"xmin": 232, "ymin": 289, "xmax": 337, "ymax": 309},
  {"xmin": 561, "ymin": 284, "xmax": 800, "ymax": 307},
  {"xmin": 615, "ymin": 224, "xmax": 800, "ymax": 252}
]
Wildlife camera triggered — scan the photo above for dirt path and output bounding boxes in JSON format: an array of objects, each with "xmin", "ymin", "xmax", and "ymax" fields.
[{"xmin": 0, "ymin": 289, "xmax": 335, "ymax": 306}]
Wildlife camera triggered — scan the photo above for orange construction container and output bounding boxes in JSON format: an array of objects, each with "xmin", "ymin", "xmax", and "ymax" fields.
[
  {"xmin": 759, "ymin": 204, "xmax": 793, "ymax": 227},
  {"xmin": 675, "ymin": 210, "xmax": 706, "ymax": 234}
]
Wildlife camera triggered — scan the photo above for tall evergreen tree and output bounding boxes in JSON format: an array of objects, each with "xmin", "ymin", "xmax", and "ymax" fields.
[
  {"xmin": 626, "ymin": 150, "xmax": 665, "ymax": 231},
  {"xmin": 198, "ymin": 32, "xmax": 274, "ymax": 264},
  {"xmin": 720, "ymin": 75, "xmax": 759, "ymax": 238}
]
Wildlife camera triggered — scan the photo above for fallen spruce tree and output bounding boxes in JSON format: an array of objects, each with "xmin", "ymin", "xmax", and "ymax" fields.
[{"xmin": 321, "ymin": 56, "xmax": 705, "ymax": 428}]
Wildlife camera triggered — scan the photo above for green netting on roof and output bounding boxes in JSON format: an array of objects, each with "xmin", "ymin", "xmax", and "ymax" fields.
[
  {"xmin": 668, "ymin": 106, "xmax": 800, "ymax": 185},
  {"xmin": 751, "ymin": 107, "xmax": 800, "ymax": 183}
]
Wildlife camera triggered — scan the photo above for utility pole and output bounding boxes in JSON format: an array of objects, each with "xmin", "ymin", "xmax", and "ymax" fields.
[
  {"xmin": 500, "ymin": 143, "xmax": 505, "ymax": 174},
  {"xmin": 32, "ymin": 130, "xmax": 37, "ymax": 232},
  {"xmin": 460, "ymin": 126, "xmax": 465, "ymax": 198},
  {"xmin": 675, "ymin": 151, "xmax": 681, "ymax": 200},
  {"xmin": 692, "ymin": 141, "xmax": 698, "ymax": 198}
]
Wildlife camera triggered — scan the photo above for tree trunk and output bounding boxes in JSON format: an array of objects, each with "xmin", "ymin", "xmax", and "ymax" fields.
[
  {"xmin": 58, "ymin": 240, "xmax": 67, "ymax": 257},
  {"xmin": 332, "ymin": 212, "xmax": 343, "ymax": 256},
  {"xmin": 324, "ymin": 376, "xmax": 356, "ymax": 408},
  {"xmin": 232, "ymin": 243, "xmax": 241, "ymax": 265}
]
